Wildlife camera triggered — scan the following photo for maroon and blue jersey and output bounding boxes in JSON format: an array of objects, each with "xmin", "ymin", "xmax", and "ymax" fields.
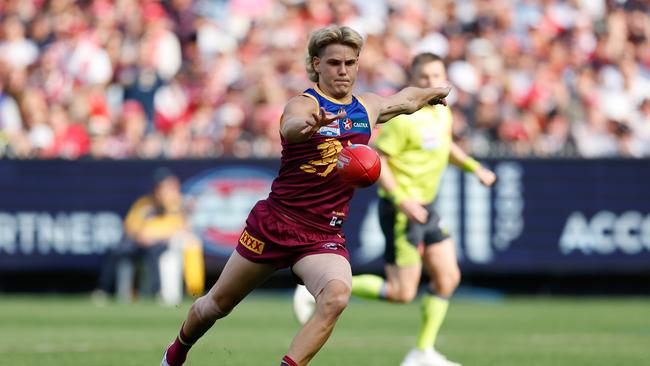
[{"xmin": 266, "ymin": 86, "xmax": 373, "ymax": 234}]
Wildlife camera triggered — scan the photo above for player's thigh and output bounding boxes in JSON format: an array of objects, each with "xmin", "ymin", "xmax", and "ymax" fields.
[
  {"xmin": 206, "ymin": 250, "xmax": 275, "ymax": 308},
  {"xmin": 423, "ymin": 238, "xmax": 459, "ymax": 280},
  {"xmin": 385, "ymin": 263, "xmax": 422, "ymax": 296},
  {"xmin": 292, "ymin": 253, "xmax": 352, "ymax": 299}
]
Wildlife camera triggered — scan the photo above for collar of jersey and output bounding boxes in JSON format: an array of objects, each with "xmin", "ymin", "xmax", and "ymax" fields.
[{"xmin": 314, "ymin": 84, "xmax": 353, "ymax": 105}]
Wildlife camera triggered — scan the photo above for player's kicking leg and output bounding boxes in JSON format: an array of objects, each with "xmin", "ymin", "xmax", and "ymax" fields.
[
  {"xmin": 285, "ymin": 253, "xmax": 352, "ymax": 365},
  {"xmin": 292, "ymin": 249, "xmax": 421, "ymax": 324},
  {"xmin": 161, "ymin": 250, "xmax": 275, "ymax": 366}
]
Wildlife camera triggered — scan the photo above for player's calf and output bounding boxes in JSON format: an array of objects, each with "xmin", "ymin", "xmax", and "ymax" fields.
[
  {"xmin": 162, "ymin": 295, "xmax": 233, "ymax": 366},
  {"xmin": 189, "ymin": 294, "xmax": 233, "ymax": 327}
]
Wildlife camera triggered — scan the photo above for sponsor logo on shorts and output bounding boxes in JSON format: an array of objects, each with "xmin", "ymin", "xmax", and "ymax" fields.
[
  {"xmin": 239, "ymin": 230, "xmax": 265, "ymax": 254},
  {"xmin": 322, "ymin": 242, "xmax": 341, "ymax": 250},
  {"xmin": 329, "ymin": 216, "xmax": 343, "ymax": 228}
]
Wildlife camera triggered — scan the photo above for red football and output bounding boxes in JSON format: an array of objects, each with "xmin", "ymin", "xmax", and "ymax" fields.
[{"xmin": 337, "ymin": 144, "xmax": 381, "ymax": 187}]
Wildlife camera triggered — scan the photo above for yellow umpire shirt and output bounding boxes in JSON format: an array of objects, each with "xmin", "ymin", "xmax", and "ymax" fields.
[{"xmin": 374, "ymin": 104, "xmax": 453, "ymax": 204}]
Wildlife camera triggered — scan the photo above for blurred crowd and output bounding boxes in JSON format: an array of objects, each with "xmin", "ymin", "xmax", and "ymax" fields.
[{"xmin": 0, "ymin": 0, "xmax": 649, "ymax": 159}]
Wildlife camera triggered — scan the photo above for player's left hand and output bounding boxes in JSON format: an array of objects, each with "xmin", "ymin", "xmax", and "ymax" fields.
[{"xmin": 476, "ymin": 167, "xmax": 496, "ymax": 187}]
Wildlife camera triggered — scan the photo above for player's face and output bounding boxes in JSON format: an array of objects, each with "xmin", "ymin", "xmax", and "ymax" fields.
[
  {"xmin": 412, "ymin": 60, "xmax": 447, "ymax": 88},
  {"xmin": 313, "ymin": 44, "xmax": 359, "ymax": 99}
]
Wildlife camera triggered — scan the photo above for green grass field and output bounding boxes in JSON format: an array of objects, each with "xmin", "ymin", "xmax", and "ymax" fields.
[{"xmin": 1, "ymin": 292, "xmax": 648, "ymax": 366}]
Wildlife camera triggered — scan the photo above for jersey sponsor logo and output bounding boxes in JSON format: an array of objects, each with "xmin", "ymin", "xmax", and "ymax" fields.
[
  {"xmin": 183, "ymin": 167, "xmax": 274, "ymax": 257},
  {"xmin": 343, "ymin": 120, "xmax": 370, "ymax": 134},
  {"xmin": 318, "ymin": 107, "xmax": 346, "ymax": 136},
  {"xmin": 352, "ymin": 121, "xmax": 368, "ymax": 129},
  {"xmin": 318, "ymin": 121, "xmax": 340, "ymax": 136},
  {"xmin": 239, "ymin": 229, "xmax": 265, "ymax": 254}
]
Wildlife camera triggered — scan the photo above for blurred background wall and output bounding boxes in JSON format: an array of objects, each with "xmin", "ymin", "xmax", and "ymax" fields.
[
  {"xmin": 0, "ymin": 0, "xmax": 649, "ymax": 295},
  {"xmin": 1, "ymin": 158, "xmax": 649, "ymax": 294}
]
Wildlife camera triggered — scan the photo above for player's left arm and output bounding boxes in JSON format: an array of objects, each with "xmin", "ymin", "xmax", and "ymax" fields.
[
  {"xmin": 280, "ymin": 95, "xmax": 346, "ymax": 144},
  {"xmin": 360, "ymin": 84, "xmax": 450, "ymax": 126},
  {"xmin": 449, "ymin": 142, "xmax": 496, "ymax": 187}
]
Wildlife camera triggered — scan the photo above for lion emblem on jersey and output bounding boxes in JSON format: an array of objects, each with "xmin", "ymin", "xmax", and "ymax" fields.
[{"xmin": 300, "ymin": 138, "xmax": 343, "ymax": 177}]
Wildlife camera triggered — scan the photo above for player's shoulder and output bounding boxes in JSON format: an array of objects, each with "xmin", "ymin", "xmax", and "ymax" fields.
[
  {"xmin": 288, "ymin": 93, "xmax": 318, "ymax": 105},
  {"xmin": 357, "ymin": 91, "xmax": 382, "ymax": 111},
  {"xmin": 358, "ymin": 91, "xmax": 398, "ymax": 128},
  {"xmin": 284, "ymin": 93, "xmax": 319, "ymax": 114}
]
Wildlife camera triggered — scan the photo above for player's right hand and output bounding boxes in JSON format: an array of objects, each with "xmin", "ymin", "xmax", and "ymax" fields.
[{"xmin": 398, "ymin": 199, "xmax": 428, "ymax": 224}]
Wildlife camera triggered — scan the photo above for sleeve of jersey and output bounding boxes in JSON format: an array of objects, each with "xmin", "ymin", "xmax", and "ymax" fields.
[{"xmin": 374, "ymin": 115, "xmax": 408, "ymax": 157}]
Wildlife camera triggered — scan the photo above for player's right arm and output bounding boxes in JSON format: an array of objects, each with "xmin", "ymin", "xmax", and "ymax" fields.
[{"xmin": 280, "ymin": 95, "xmax": 346, "ymax": 143}]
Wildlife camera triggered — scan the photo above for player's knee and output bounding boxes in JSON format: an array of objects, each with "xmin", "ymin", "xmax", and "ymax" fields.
[
  {"xmin": 323, "ymin": 292, "xmax": 349, "ymax": 318},
  {"xmin": 191, "ymin": 294, "xmax": 233, "ymax": 323},
  {"xmin": 318, "ymin": 280, "xmax": 350, "ymax": 318}
]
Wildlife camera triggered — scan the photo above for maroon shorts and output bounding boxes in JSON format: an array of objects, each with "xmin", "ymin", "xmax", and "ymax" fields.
[{"xmin": 235, "ymin": 200, "xmax": 349, "ymax": 269}]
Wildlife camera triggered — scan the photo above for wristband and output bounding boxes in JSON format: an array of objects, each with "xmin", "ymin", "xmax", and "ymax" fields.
[{"xmin": 462, "ymin": 157, "xmax": 480, "ymax": 173}]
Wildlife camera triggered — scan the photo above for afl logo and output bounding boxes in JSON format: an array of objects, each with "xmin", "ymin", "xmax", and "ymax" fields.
[
  {"xmin": 183, "ymin": 167, "xmax": 274, "ymax": 257},
  {"xmin": 343, "ymin": 118, "xmax": 353, "ymax": 130}
]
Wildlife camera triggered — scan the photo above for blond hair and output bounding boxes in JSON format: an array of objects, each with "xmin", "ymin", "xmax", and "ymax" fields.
[{"xmin": 305, "ymin": 25, "xmax": 364, "ymax": 82}]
